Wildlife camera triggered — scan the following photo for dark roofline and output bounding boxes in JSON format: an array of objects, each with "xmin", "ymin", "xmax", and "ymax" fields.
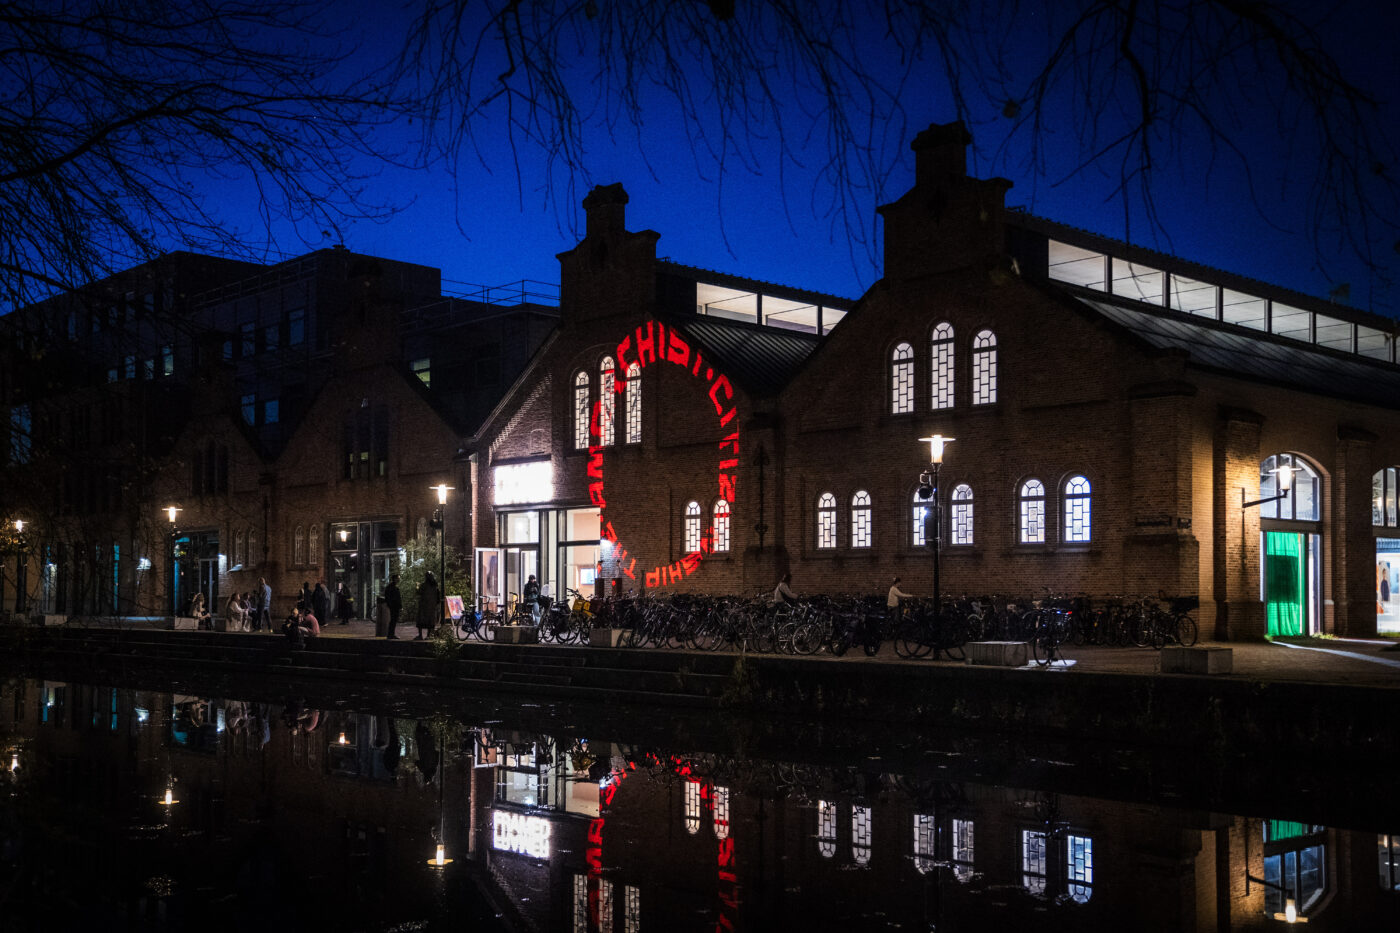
[
  {"xmin": 656, "ymin": 259, "xmax": 857, "ymax": 309},
  {"xmin": 1005, "ymin": 212, "xmax": 1398, "ymax": 332}
]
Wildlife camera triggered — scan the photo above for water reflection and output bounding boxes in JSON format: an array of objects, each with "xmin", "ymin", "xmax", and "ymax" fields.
[{"xmin": 1, "ymin": 674, "xmax": 1398, "ymax": 931}]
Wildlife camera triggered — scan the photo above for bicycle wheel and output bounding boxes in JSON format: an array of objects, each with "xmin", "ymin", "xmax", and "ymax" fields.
[
  {"xmin": 893, "ymin": 623, "xmax": 920, "ymax": 659},
  {"xmin": 1175, "ymin": 614, "xmax": 1199, "ymax": 647}
]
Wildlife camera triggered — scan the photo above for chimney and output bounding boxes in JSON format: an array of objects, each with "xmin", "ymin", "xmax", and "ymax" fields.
[
  {"xmin": 912, "ymin": 121, "xmax": 972, "ymax": 187},
  {"xmin": 583, "ymin": 183, "xmax": 629, "ymax": 240}
]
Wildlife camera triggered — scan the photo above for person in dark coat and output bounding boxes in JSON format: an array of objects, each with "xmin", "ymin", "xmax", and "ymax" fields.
[
  {"xmin": 312, "ymin": 580, "xmax": 330, "ymax": 628},
  {"xmin": 385, "ymin": 574, "xmax": 403, "ymax": 639},
  {"xmin": 416, "ymin": 572, "xmax": 441, "ymax": 640},
  {"xmin": 337, "ymin": 582, "xmax": 355, "ymax": 625}
]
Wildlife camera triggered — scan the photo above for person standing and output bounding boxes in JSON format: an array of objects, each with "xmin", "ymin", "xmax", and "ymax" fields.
[
  {"xmin": 416, "ymin": 572, "xmax": 441, "ymax": 640},
  {"xmin": 257, "ymin": 577, "xmax": 273, "ymax": 632},
  {"xmin": 522, "ymin": 574, "xmax": 541, "ymax": 623},
  {"xmin": 337, "ymin": 582, "xmax": 355, "ymax": 625},
  {"xmin": 887, "ymin": 576, "xmax": 914, "ymax": 620},
  {"xmin": 771, "ymin": 572, "xmax": 797, "ymax": 607},
  {"xmin": 312, "ymin": 580, "xmax": 330, "ymax": 629},
  {"xmin": 385, "ymin": 574, "xmax": 402, "ymax": 639}
]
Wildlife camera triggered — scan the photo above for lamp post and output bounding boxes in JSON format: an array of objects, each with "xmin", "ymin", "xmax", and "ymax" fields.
[
  {"xmin": 1242, "ymin": 462, "xmax": 1295, "ymax": 509},
  {"xmin": 918, "ymin": 435, "xmax": 954, "ymax": 638},
  {"xmin": 430, "ymin": 485, "xmax": 453, "ymax": 625},
  {"xmin": 11, "ymin": 519, "xmax": 27, "ymax": 616},
  {"xmin": 163, "ymin": 507, "xmax": 181, "ymax": 615}
]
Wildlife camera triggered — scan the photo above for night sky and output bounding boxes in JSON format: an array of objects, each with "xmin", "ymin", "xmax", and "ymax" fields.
[{"xmin": 133, "ymin": 2, "xmax": 1400, "ymax": 315}]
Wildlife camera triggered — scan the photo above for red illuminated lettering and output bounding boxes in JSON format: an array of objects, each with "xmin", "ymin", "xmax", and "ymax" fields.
[
  {"xmin": 587, "ymin": 448, "xmax": 604, "ymax": 478},
  {"xmin": 645, "ymin": 567, "xmax": 661, "ymax": 588},
  {"xmin": 692, "ymin": 351, "xmax": 703, "ymax": 377},
  {"xmin": 589, "ymin": 481, "xmax": 606, "ymax": 508},
  {"xmin": 720, "ymin": 431, "xmax": 739, "ymax": 454},
  {"xmin": 719, "ymin": 474, "xmax": 736, "ymax": 502},
  {"xmin": 708, "ymin": 374, "xmax": 733, "ymax": 414},
  {"xmin": 622, "ymin": 557, "xmax": 636, "ymax": 579},
  {"xmin": 719, "ymin": 406, "xmax": 736, "ymax": 428},
  {"xmin": 667, "ymin": 330, "xmax": 690, "ymax": 366},
  {"xmin": 616, "ymin": 334, "xmax": 634, "ymax": 372},
  {"xmin": 636, "ymin": 322, "xmax": 656, "ymax": 366},
  {"xmin": 588, "ymin": 820, "xmax": 605, "ymax": 845}
]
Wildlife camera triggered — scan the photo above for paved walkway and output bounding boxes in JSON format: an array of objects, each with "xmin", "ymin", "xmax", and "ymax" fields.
[{"xmin": 300, "ymin": 618, "xmax": 1400, "ymax": 689}]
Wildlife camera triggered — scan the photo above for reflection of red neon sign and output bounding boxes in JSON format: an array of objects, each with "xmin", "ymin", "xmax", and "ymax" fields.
[{"xmin": 589, "ymin": 319, "xmax": 739, "ymax": 589}]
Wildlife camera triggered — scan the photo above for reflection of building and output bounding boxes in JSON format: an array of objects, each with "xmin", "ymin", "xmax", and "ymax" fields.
[{"xmin": 471, "ymin": 122, "xmax": 1400, "ymax": 638}]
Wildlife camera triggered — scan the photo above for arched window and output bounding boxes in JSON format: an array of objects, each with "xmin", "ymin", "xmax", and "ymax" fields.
[
  {"xmin": 1063, "ymin": 475, "xmax": 1091, "ymax": 543},
  {"xmin": 599, "ymin": 356, "xmax": 616, "ymax": 447},
  {"xmin": 816, "ymin": 493, "xmax": 837, "ymax": 549},
  {"xmin": 624, "ymin": 362, "xmax": 642, "ymax": 443},
  {"xmin": 1066, "ymin": 834, "xmax": 1094, "ymax": 904},
  {"xmin": 712, "ymin": 786, "xmax": 731, "ymax": 839},
  {"xmin": 951, "ymin": 484, "xmax": 974, "ymax": 546},
  {"xmin": 247, "ymin": 529, "xmax": 258, "ymax": 567},
  {"xmin": 913, "ymin": 814, "xmax": 937, "ymax": 875},
  {"xmin": 912, "ymin": 487, "xmax": 934, "ymax": 547},
  {"xmin": 293, "ymin": 525, "xmax": 306, "ymax": 566},
  {"xmin": 1262, "ymin": 821, "xmax": 1327, "ymax": 920},
  {"xmin": 1022, "ymin": 829, "xmax": 1048, "ymax": 894},
  {"xmin": 308, "ymin": 525, "xmax": 320, "ymax": 567},
  {"xmin": 683, "ymin": 501, "xmax": 701, "ymax": 553},
  {"xmin": 817, "ymin": 800, "xmax": 837, "ymax": 858},
  {"xmin": 972, "ymin": 329, "xmax": 997, "ymax": 405},
  {"xmin": 234, "ymin": 530, "xmax": 245, "ymax": 568},
  {"xmin": 852, "ymin": 804, "xmax": 873, "ymax": 866},
  {"xmin": 713, "ymin": 500, "xmax": 731, "ymax": 552},
  {"xmin": 1374, "ymin": 468, "xmax": 1399, "ymax": 527},
  {"xmin": 1260, "ymin": 453, "xmax": 1319, "ymax": 521},
  {"xmin": 573, "ymin": 370, "xmax": 590, "ymax": 450},
  {"xmin": 952, "ymin": 819, "xmax": 976, "ymax": 882},
  {"xmin": 851, "ymin": 491, "xmax": 872, "ymax": 548},
  {"xmin": 684, "ymin": 781, "xmax": 701, "ymax": 835},
  {"xmin": 416, "ymin": 517, "xmax": 428, "ymax": 542},
  {"xmin": 1019, "ymin": 479, "xmax": 1046, "ymax": 544},
  {"xmin": 932, "ymin": 322, "xmax": 955, "ymax": 409},
  {"xmin": 891, "ymin": 342, "xmax": 914, "ymax": 413}
]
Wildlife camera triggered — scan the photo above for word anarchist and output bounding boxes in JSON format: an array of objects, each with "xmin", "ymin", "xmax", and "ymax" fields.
[{"xmin": 586, "ymin": 319, "xmax": 739, "ymax": 590}]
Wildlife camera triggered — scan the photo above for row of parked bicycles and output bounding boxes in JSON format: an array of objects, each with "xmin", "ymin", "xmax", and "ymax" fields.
[{"xmin": 455, "ymin": 589, "xmax": 1201, "ymax": 667}]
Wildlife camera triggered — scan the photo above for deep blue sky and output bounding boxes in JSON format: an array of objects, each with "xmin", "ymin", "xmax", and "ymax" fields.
[{"xmin": 207, "ymin": 1, "xmax": 1400, "ymax": 315}]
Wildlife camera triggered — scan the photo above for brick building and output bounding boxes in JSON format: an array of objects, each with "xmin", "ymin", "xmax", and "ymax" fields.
[{"xmin": 473, "ymin": 122, "xmax": 1400, "ymax": 640}]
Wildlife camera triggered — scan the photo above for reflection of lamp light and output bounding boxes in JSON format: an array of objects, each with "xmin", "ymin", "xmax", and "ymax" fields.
[
  {"xmin": 917, "ymin": 435, "xmax": 954, "ymax": 640},
  {"xmin": 430, "ymin": 486, "xmax": 453, "ymax": 618},
  {"xmin": 1246, "ymin": 873, "xmax": 1308, "ymax": 924},
  {"xmin": 338, "ymin": 528, "xmax": 349, "ymax": 543},
  {"xmin": 13, "ymin": 519, "xmax": 23, "ymax": 533},
  {"xmin": 427, "ymin": 843, "xmax": 453, "ymax": 869},
  {"xmin": 9, "ymin": 753, "xmax": 17, "ymax": 771},
  {"xmin": 338, "ymin": 731, "xmax": 347, "ymax": 745},
  {"xmin": 160, "ymin": 785, "xmax": 179, "ymax": 806},
  {"xmin": 164, "ymin": 506, "xmax": 180, "ymax": 525}
]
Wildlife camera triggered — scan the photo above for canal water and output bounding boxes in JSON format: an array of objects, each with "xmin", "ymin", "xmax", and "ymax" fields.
[{"xmin": 1, "ymin": 669, "xmax": 1396, "ymax": 931}]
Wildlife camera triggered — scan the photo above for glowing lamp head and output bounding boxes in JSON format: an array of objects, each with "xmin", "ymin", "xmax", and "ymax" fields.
[
  {"xmin": 9, "ymin": 753, "xmax": 17, "ymax": 771},
  {"xmin": 1284, "ymin": 898, "xmax": 1298, "ymax": 923},
  {"xmin": 432, "ymin": 483, "xmax": 453, "ymax": 506},
  {"xmin": 918, "ymin": 434, "xmax": 954, "ymax": 465},
  {"xmin": 1274, "ymin": 463, "xmax": 1295, "ymax": 492},
  {"xmin": 338, "ymin": 528, "xmax": 349, "ymax": 542},
  {"xmin": 427, "ymin": 843, "xmax": 453, "ymax": 868},
  {"xmin": 338, "ymin": 731, "xmax": 347, "ymax": 745},
  {"xmin": 161, "ymin": 787, "xmax": 177, "ymax": 806},
  {"xmin": 12, "ymin": 519, "xmax": 22, "ymax": 533}
]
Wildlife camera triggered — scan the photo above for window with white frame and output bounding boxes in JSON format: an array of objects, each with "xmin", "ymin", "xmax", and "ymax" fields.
[
  {"xmin": 247, "ymin": 529, "xmax": 258, "ymax": 567},
  {"xmin": 713, "ymin": 500, "xmax": 731, "ymax": 552},
  {"xmin": 309, "ymin": 525, "xmax": 320, "ymax": 566},
  {"xmin": 1260, "ymin": 453, "xmax": 1320, "ymax": 521},
  {"xmin": 817, "ymin": 493, "xmax": 837, "ymax": 549},
  {"xmin": 950, "ymin": 484, "xmax": 974, "ymax": 545},
  {"xmin": 952, "ymin": 819, "xmax": 975, "ymax": 881},
  {"xmin": 573, "ymin": 371, "xmax": 590, "ymax": 450},
  {"xmin": 972, "ymin": 329, "xmax": 997, "ymax": 405},
  {"xmin": 234, "ymin": 530, "xmax": 245, "ymax": 568},
  {"xmin": 1063, "ymin": 475, "xmax": 1091, "ymax": 543},
  {"xmin": 852, "ymin": 805, "xmax": 873, "ymax": 866},
  {"xmin": 599, "ymin": 356, "xmax": 616, "ymax": 447},
  {"xmin": 713, "ymin": 786, "xmax": 731, "ymax": 839},
  {"xmin": 684, "ymin": 781, "xmax": 701, "ymax": 834},
  {"xmin": 1066, "ymin": 834, "xmax": 1094, "ymax": 903},
  {"xmin": 684, "ymin": 501, "xmax": 702, "ymax": 553},
  {"xmin": 624, "ymin": 362, "xmax": 642, "ymax": 443},
  {"xmin": 1020, "ymin": 479, "xmax": 1046, "ymax": 544},
  {"xmin": 932, "ymin": 322, "xmax": 955, "ymax": 409},
  {"xmin": 1022, "ymin": 829, "xmax": 1048, "ymax": 895},
  {"xmin": 624, "ymin": 885, "xmax": 640, "ymax": 933},
  {"xmin": 293, "ymin": 525, "xmax": 306, "ymax": 566},
  {"xmin": 851, "ymin": 491, "xmax": 872, "ymax": 548},
  {"xmin": 817, "ymin": 800, "xmax": 837, "ymax": 858},
  {"xmin": 912, "ymin": 487, "xmax": 934, "ymax": 547},
  {"xmin": 891, "ymin": 342, "xmax": 914, "ymax": 413},
  {"xmin": 913, "ymin": 814, "xmax": 936, "ymax": 874},
  {"xmin": 1374, "ymin": 468, "xmax": 1399, "ymax": 527}
]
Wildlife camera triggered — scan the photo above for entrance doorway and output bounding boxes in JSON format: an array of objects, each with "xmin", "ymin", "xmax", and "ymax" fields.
[
  {"xmin": 1262, "ymin": 531, "xmax": 1320, "ymax": 636},
  {"xmin": 329, "ymin": 521, "xmax": 399, "ymax": 620}
]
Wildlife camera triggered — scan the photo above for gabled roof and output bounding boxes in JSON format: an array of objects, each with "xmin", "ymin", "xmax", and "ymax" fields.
[
  {"xmin": 1070, "ymin": 291, "xmax": 1400, "ymax": 408},
  {"xmin": 661, "ymin": 313, "xmax": 821, "ymax": 396}
]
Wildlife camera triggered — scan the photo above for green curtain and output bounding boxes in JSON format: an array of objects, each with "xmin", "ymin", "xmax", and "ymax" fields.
[{"xmin": 1265, "ymin": 532, "xmax": 1304, "ymax": 637}]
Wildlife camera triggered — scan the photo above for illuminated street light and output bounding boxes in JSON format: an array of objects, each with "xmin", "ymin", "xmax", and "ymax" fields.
[{"xmin": 917, "ymin": 436, "xmax": 954, "ymax": 642}]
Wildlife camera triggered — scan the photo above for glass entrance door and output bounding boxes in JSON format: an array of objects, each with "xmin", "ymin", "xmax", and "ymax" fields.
[{"xmin": 1264, "ymin": 531, "xmax": 1318, "ymax": 636}]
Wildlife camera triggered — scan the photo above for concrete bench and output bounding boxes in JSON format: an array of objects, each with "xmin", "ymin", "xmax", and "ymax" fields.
[
  {"xmin": 1161, "ymin": 645, "xmax": 1233, "ymax": 675},
  {"xmin": 966, "ymin": 641, "xmax": 1029, "ymax": 667},
  {"xmin": 494, "ymin": 625, "xmax": 539, "ymax": 645},
  {"xmin": 588, "ymin": 628, "xmax": 628, "ymax": 647},
  {"xmin": 172, "ymin": 616, "xmax": 199, "ymax": 631}
]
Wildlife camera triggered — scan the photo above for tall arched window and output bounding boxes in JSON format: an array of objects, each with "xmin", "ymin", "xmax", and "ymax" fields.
[
  {"xmin": 851, "ymin": 491, "xmax": 872, "ymax": 548},
  {"xmin": 713, "ymin": 500, "xmax": 731, "ymax": 552},
  {"xmin": 573, "ymin": 370, "xmax": 590, "ymax": 450},
  {"xmin": 932, "ymin": 322, "xmax": 955, "ymax": 409},
  {"xmin": 1260, "ymin": 453, "xmax": 1319, "ymax": 521},
  {"xmin": 293, "ymin": 525, "xmax": 306, "ymax": 566},
  {"xmin": 684, "ymin": 781, "xmax": 701, "ymax": 835},
  {"xmin": 624, "ymin": 362, "xmax": 642, "ymax": 443},
  {"xmin": 308, "ymin": 525, "xmax": 321, "ymax": 567},
  {"xmin": 713, "ymin": 786, "xmax": 731, "ymax": 840},
  {"xmin": 1019, "ymin": 479, "xmax": 1046, "ymax": 544},
  {"xmin": 951, "ymin": 484, "xmax": 974, "ymax": 546},
  {"xmin": 817, "ymin": 493, "xmax": 837, "ymax": 549},
  {"xmin": 599, "ymin": 356, "xmax": 616, "ymax": 447},
  {"xmin": 972, "ymin": 329, "xmax": 997, "ymax": 405},
  {"xmin": 1063, "ymin": 475, "xmax": 1092, "ymax": 543},
  {"xmin": 891, "ymin": 342, "xmax": 914, "ymax": 413},
  {"xmin": 912, "ymin": 487, "xmax": 934, "ymax": 547},
  {"xmin": 817, "ymin": 800, "xmax": 837, "ymax": 858},
  {"xmin": 683, "ymin": 501, "xmax": 701, "ymax": 553},
  {"xmin": 234, "ymin": 530, "xmax": 245, "ymax": 568},
  {"xmin": 913, "ymin": 814, "xmax": 937, "ymax": 875},
  {"xmin": 852, "ymin": 805, "xmax": 873, "ymax": 866},
  {"xmin": 247, "ymin": 529, "xmax": 258, "ymax": 567}
]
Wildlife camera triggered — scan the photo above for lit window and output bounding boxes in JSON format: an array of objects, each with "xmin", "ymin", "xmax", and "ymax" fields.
[
  {"xmin": 624, "ymin": 362, "xmax": 642, "ymax": 444},
  {"xmin": 891, "ymin": 342, "xmax": 914, "ymax": 413},
  {"xmin": 951, "ymin": 484, "xmax": 974, "ymax": 546},
  {"xmin": 1022, "ymin": 829, "xmax": 1048, "ymax": 895},
  {"xmin": 1373, "ymin": 468, "xmax": 1399, "ymax": 527},
  {"xmin": 817, "ymin": 493, "xmax": 837, "ymax": 549},
  {"xmin": 713, "ymin": 500, "xmax": 731, "ymax": 552},
  {"xmin": 599, "ymin": 356, "xmax": 616, "ymax": 447},
  {"xmin": 851, "ymin": 490, "xmax": 872, "ymax": 548},
  {"xmin": 1019, "ymin": 479, "xmax": 1046, "ymax": 544},
  {"xmin": 817, "ymin": 800, "xmax": 837, "ymax": 858},
  {"xmin": 1063, "ymin": 475, "xmax": 1091, "ymax": 543},
  {"xmin": 684, "ymin": 781, "xmax": 701, "ymax": 835},
  {"xmin": 952, "ymin": 819, "xmax": 975, "ymax": 881},
  {"xmin": 161, "ymin": 345, "xmax": 174, "ymax": 376},
  {"xmin": 1066, "ymin": 834, "xmax": 1094, "ymax": 903},
  {"xmin": 913, "ymin": 814, "xmax": 936, "ymax": 874},
  {"xmin": 1260, "ymin": 453, "xmax": 1319, "ymax": 521},
  {"xmin": 912, "ymin": 487, "xmax": 933, "ymax": 547},
  {"xmin": 684, "ymin": 501, "xmax": 701, "ymax": 553},
  {"xmin": 573, "ymin": 371, "xmax": 590, "ymax": 450},
  {"xmin": 932, "ymin": 322, "xmax": 954, "ymax": 409},
  {"xmin": 1263, "ymin": 821, "xmax": 1327, "ymax": 920},
  {"xmin": 411, "ymin": 358, "xmax": 431, "ymax": 388},
  {"xmin": 234, "ymin": 530, "xmax": 245, "ymax": 567},
  {"xmin": 247, "ymin": 530, "xmax": 258, "ymax": 568},
  {"xmin": 1379, "ymin": 833, "xmax": 1400, "ymax": 890},
  {"xmin": 713, "ymin": 786, "xmax": 730, "ymax": 839},
  {"xmin": 972, "ymin": 329, "xmax": 997, "ymax": 404},
  {"xmin": 852, "ymin": 805, "xmax": 872, "ymax": 866},
  {"xmin": 624, "ymin": 885, "xmax": 640, "ymax": 933}
]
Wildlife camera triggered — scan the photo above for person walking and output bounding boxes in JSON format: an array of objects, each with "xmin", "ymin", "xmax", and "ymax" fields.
[
  {"xmin": 385, "ymin": 574, "xmax": 402, "ymax": 639},
  {"xmin": 224, "ymin": 592, "xmax": 244, "ymax": 632},
  {"xmin": 337, "ymin": 582, "xmax": 355, "ymax": 625},
  {"xmin": 887, "ymin": 576, "xmax": 914, "ymax": 621},
  {"xmin": 312, "ymin": 580, "xmax": 330, "ymax": 629},
  {"xmin": 522, "ymin": 574, "xmax": 541, "ymax": 623},
  {"xmin": 257, "ymin": 577, "xmax": 272, "ymax": 632},
  {"xmin": 416, "ymin": 572, "xmax": 441, "ymax": 640},
  {"xmin": 771, "ymin": 572, "xmax": 797, "ymax": 607}
]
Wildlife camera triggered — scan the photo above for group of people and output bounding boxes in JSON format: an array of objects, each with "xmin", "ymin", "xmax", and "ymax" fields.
[
  {"xmin": 771, "ymin": 572, "xmax": 915, "ymax": 618},
  {"xmin": 189, "ymin": 577, "xmax": 274, "ymax": 632}
]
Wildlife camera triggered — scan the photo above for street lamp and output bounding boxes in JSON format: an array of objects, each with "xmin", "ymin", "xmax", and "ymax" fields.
[
  {"xmin": 918, "ymin": 435, "xmax": 954, "ymax": 644},
  {"xmin": 11, "ymin": 519, "xmax": 28, "ymax": 615},
  {"xmin": 430, "ymin": 485, "xmax": 453, "ymax": 628},
  {"xmin": 1242, "ymin": 462, "xmax": 1295, "ymax": 509},
  {"xmin": 1246, "ymin": 873, "xmax": 1306, "ymax": 923},
  {"xmin": 163, "ymin": 507, "xmax": 182, "ymax": 615}
]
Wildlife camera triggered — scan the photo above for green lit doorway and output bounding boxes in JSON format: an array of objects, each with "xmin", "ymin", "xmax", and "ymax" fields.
[{"xmin": 1262, "ymin": 530, "xmax": 1320, "ymax": 636}]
